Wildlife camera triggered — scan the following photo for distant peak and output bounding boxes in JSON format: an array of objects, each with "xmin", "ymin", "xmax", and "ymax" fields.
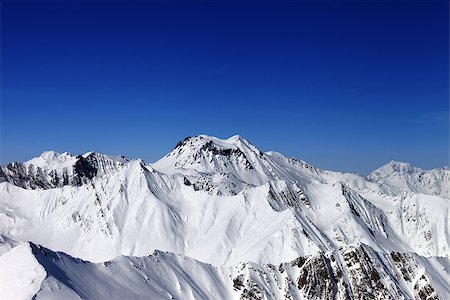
[
  {"xmin": 155, "ymin": 134, "xmax": 265, "ymax": 173},
  {"xmin": 78, "ymin": 151, "xmax": 131, "ymax": 164},
  {"xmin": 25, "ymin": 150, "xmax": 76, "ymax": 170},
  {"xmin": 386, "ymin": 161, "xmax": 413, "ymax": 172},
  {"xmin": 379, "ymin": 161, "xmax": 449, "ymax": 173},
  {"xmin": 368, "ymin": 160, "xmax": 420, "ymax": 179},
  {"xmin": 173, "ymin": 134, "xmax": 254, "ymax": 151},
  {"xmin": 227, "ymin": 134, "xmax": 242, "ymax": 141},
  {"xmin": 37, "ymin": 150, "xmax": 75, "ymax": 162},
  {"xmin": 41, "ymin": 150, "xmax": 62, "ymax": 159},
  {"xmin": 41, "ymin": 150, "xmax": 58, "ymax": 156},
  {"xmin": 82, "ymin": 151, "xmax": 96, "ymax": 158}
]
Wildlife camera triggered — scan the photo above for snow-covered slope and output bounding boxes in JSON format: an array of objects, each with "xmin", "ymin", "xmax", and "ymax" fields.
[
  {"xmin": 0, "ymin": 242, "xmax": 46, "ymax": 300},
  {"xmin": 368, "ymin": 160, "xmax": 450, "ymax": 198},
  {"xmin": 3, "ymin": 240, "xmax": 449, "ymax": 300},
  {"xmin": 0, "ymin": 134, "xmax": 449, "ymax": 299},
  {"xmin": 0, "ymin": 151, "xmax": 128, "ymax": 189}
]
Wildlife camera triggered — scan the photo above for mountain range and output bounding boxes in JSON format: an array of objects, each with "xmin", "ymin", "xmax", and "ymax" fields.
[{"xmin": 0, "ymin": 135, "xmax": 449, "ymax": 299}]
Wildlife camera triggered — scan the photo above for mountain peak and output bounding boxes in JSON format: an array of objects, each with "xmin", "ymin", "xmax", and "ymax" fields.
[
  {"xmin": 373, "ymin": 160, "xmax": 420, "ymax": 174},
  {"xmin": 82, "ymin": 151, "xmax": 96, "ymax": 158},
  {"xmin": 365, "ymin": 160, "xmax": 450, "ymax": 198},
  {"xmin": 370, "ymin": 161, "xmax": 450, "ymax": 179},
  {"xmin": 40, "ymin": 150, "xmax": 60, "ymax": 158},
  {"xmin": 385, "ymin": 160, "xmax": 415, "ymax": 173},
  {"xmin": 25, "ymin": 150, "xmax": 76, "ymax": 170},
  {"xmin": 40, "ymin": 150, "xmax": 70, "ymax": 160},
  {"xmin": 2, "ymin": 137, "xmax": 450, "ymax": 299},
  {"xmin": 171, "ymin": 134, "xmax": 261, "ymax": 155},
  {"xmin": 154, "ymin": 134, "xmax": 264, "ymax": 174},
  {"xmin": 174, "ymin": 134, "xmax": 254, "ymax": 149},
  {"xmin": 367, "ymin": 161, "xmax": 419, "ymax": 182}
]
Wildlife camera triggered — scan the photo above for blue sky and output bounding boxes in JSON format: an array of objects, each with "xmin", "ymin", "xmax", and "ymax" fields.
[{"xmin": 1, "ymin": 0, "xmax": 448, "ymax": 174}]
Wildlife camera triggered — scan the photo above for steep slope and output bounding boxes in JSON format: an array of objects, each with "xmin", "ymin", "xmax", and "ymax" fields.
[
  {"xmin": 0, "ymin": 134, "xmax": 449, "ymax": 299},
  {"xmin": 0, "ymin": 243, "xmax": 46, "ymax": 300},
  {"xmin": 231, "ymin": 243, "xmax": 450, "ymax": 300},
  {"xmin": 31, "ymin": 243, "xmax": 233, "ymax": 300},
  {"xmin": 1, "ymin": 135, "xmax": 449, "ymax": 264},
  {"xmin": 0, "ymin": 164, "xmax": 318, "ymax": 265},
  {"xmin": 2, "ymin": 241, "xmax": 447, "ymax": 300}
]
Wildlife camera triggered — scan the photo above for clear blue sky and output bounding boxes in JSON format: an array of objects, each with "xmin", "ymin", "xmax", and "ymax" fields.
[{"xmin": 1, "ymin": 0, "xmax": 448, "ymax": 174}]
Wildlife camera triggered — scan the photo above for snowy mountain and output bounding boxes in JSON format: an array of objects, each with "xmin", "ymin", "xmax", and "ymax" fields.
[
  {"xmin": 0, "ymin": 134, "xmax": 449, "ymax": 299},
  {"xmin": 0, "ymin": 151, "xmax": 128, "ymax": 189},
  {"xmin": 368, "ymin": 160, "xmax": 450, "ymax": 198},
  {"xmin": 1, "ymin": 240, "xmax": 448, "ymax": 300}
]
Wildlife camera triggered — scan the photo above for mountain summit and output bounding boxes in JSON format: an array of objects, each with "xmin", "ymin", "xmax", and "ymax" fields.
[
  {"xmin": 368, "ymin": 160, "xmax": 450, "ymax": 198},
  {"xmin": 0, "ymin": 135, "xmax": 449, "ymax": 299},
  {"xmin": 154, "ymin": 135, "xmax": 265, "ymax": 177}
]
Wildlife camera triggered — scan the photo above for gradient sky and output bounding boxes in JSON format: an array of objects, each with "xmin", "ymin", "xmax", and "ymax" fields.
[{"xmin": 1, "ymin": 0, "xmax": 448, "ymax": 174}]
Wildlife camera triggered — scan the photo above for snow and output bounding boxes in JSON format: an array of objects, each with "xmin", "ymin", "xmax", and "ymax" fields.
[
  {"xmin": 0, "ymin": 243, "xmax": 46, "ymax": 300},
  {"xmin": 0, "ymin": 234, "xmax": 20, "ymax": 257},
  {"xmin": 32, "ymin": 245, "xmax": 234, "ymax": 300},
  {"xmin": 25, "ymin": 151, "xmax": 77, "ymax": 171},
  {"xmin": 26, "ymin": 242, "xmax": 450, "ymax": 300},
  {"xmin": 368, "ymin": 160, "xmax": 450, "ymax": 198},
  {"xmin": 0, "ymin": 134, "xmax": 449, "ymax": 299}
]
